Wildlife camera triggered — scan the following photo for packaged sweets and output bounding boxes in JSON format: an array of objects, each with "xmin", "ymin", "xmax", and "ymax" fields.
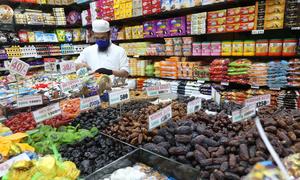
[
  {"xmin": 282, "ymin": 38, "xmax": 297, "ymax": 56},
  {"xmin": 232, "ymin": 40, "xmax": 243, "ymax": 56},
  {"xmin": 56, "ymin": 29, "xmax": 66, "ymax": 42},
  {"xmin": 243, "ymin": 40, "xmax": 255, "ymax": 56},
  {"xmin": 72, "ymin": 28, "xmax": 81, "ymax": 42},
  {"xmin": 268, "ymin": 39, "xmax": 283, "ymax": 56},
  {"xmin": 221, "ymin": 41, "xmax": 232, "ymax": 56},
  {"xmin": 256, "ymin": 39, "xmax": 269, "ymax": 56}
]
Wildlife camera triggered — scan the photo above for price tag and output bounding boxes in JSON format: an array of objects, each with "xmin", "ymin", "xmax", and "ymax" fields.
[
  {"xmin": 251, "ymin": 85, "xmax": 260, "ymax": 89},
  {"xmin": 80, "ymin": 95, "xmax": 101, "ymax": 111},
  {"xmin": 61, "ymin": 79, "xmax": 82, "ymax": 92},
  {"xmin": 146, "ymin": 84, "xmax": 171, "ymax": 96},
  {"xmin": 221, "ymin": 82, "xmax": 229, "ymax": 86},
  {"xmin": 0, "ymin": 153, "xmax": 30, "ymax": 177},
  {"xmin": 291, "ymin": 27, "xmax": 300, "ymax": 30},
  {"xmin": 17, "ymin": 94, "xmax": 43, "ymax": 108},
  {"xmin": 33, "ymin": 103, "xmax": 61, "ymax": 123},
  {"xmin": 60, "ymin": 61, "xmax": 76, "ymax": 75},
  {"xmin": 251, "ymin": 30, "xmax": 264, "ymax": 34},
  {"xmin": 211, "ymin": 87, "xmax": 221, "ymax": 105},
  {"xmin": 148, "ymin": 105, "xmax": 172, "ymax": 130},
  {"xmin": 187, "ymin": 98, "xmax": 202, "ymax": 115},
  {"xmin": 8, "ymin": 58, "xmax": 30, "ymax": 77},
  {"xmin": 133, "ymin": 55, "xmax": 140, "ymax": 58},
  {"xmin": 232, "ymin": 104, "xmax": 256, "ymax": 123},
  {"xmin": 197, "ymin": 80, "xmax": 205, "ymax": 84},
  {"xmin": 4, "ymin": 61, "xmax": 10, "ymax": 69},
  {"xmin": 6, "ymin": 74, "xmax": 16, "ymax": 82},
  {"xmin": 109, "ymin": 88, "xmax": 130, "ymax": 105},
  {"xmin": 44, "ymin": 62, "xmax": 57, "ymax": 72},
  {"xmin": 245, "ymin": 94, "xmax": 271, "ymax": 108},
  {"xmin": 270, "ymin": 87, "xmax": 280, "ymax": 91}
]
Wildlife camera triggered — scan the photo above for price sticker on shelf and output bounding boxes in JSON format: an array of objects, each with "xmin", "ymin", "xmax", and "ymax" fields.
[
  {"xmin": 17, "ymin": 94, "xmax": 43, "ymax": 108},
  {"xmin": 8, "ymin": 58, "xmax": 30, "ymax": 77},
  {"xmin": 211, "ymin": 87, "xmax": 221, "ymax": 105},
  {"xmin": 197, "ymin": 80, "xmax": 205, "ymax": 84},
  {"xmin": 270, "ymin": 87, "xmax": 281, "ymax": 91},
  {"xmin": 251, "ymin": 85, "xmax": 260, "ymax": 89},
  {"xmin": 109, "ymin": 88, "xmax": 130, "ymax": 105},
  {"xmin": 221, "ymin": 82, "xmax": 229, "ymax": 86},
  {"xmin": 232, "ymin": 104, "xmax": 256, "ymax": 123},
  {"xmin": 245, "ymin": 94, "xmax": 271, "ymax": 108},
  {"xmin": 59, "ymin": 61, "xmax": 76, "ymax": 75},
  {"xmin": 44, "ymin": 62, "xmax": 57, "ymax": 72},
  {"xmin": 251, "ymin": 30, "xmax": 264, "ymax": 34},
  {"xmin": 146, "ymin": 84, "xmax": 171, "ymax": 96},
  {"xmin": 61, "ymin": 79, "xmax": 82, "ymax": 92},
  {"xmin": 80, "ymin": 95, "xmax": 101, "ymax": 111},
  {"xmin": 291, "ymin": 27, "xmax": 300, "ymax": 30},
  {"xmin": 148, "ymin": 105, "xmax": 172, "ymax": 130},
  {"xmin": 33, "ymin": 103, "xmax": 61, "ymax": 123},
  {"xmin": 187, "ymin": 98, "xmax": 202, "ymax": 115}
]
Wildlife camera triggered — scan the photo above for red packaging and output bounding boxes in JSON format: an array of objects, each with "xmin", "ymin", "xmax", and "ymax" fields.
[
  {"xmin": 142, "ymin": 0, "xmax": 152, "ymax": 6},
  {"xmin": 152, "ymin": 6, "xmax": 161, "ymax": 13},
  {"xmin": 241, "ymin": 5, "xmax": 255, "ymax": 14},
  {"xmin": 18, "ymin": 30, "xmax": 29, "ymax": 43},
  {"xmin": 226, "ymin": 15, "xmax": 241, "ymax": 24},
  {"xmin": 227, "ymin": 7, "xmax": 241, "ymax": 16},
  {"xmin": 207, "ymin": 25, "xmax": 226, "ymax": 33},
  {"xmin": 239, "ymin": 22, "xmax": 254, "ymax": 31},
  {"xmin": 208, "ymin": 9, "xmax": 227, "ymax": 19},
  {"xmin": 240, "ymin": 14, "xmax": 255, "ymax": 23},
  {"xmin": 143, "ymin": 9, "xmax": 152, "ymax": 15},
  {"xmin": 151, "ymin": 0, "xmax": 161, "ymax": 6},
  {"xmin": 226, "ymin": 23, "xmax": 240, "ymax": 32},
  {"xmin": 207, "ymin": 17, "xmax": 226, "ymax": 26}
]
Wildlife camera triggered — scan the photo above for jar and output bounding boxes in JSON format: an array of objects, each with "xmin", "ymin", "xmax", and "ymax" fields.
[
  {"xmin": 201, "ymin": 42, "xmax": 211, "ymax": 56},
  {"xmin": 256, "ymin": 39, "xmax": 268, "ymax": 56},
  {"xmin": 243, "ymin": 40, "xmax": 255, "ymax": 56},
  {"xmin": 268, "ymin": 39, "xmax": 283, "ymax": 56},
  {"xmin": 282, "ymin": 38, "xmax": 297, "ymax": 56},
  {"xmin": 211, "ymin": 41, "xmax": 221, "ymax": 56},
  {"xmin": 221, "ymin": 41, "xmax": 232, "ymax": 56},
  {"xmin": 232, "ymin": 40, "xmax": 243, "ymax": 56}
]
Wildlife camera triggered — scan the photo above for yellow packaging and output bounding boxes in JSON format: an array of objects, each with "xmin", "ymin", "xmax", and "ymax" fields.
[
  {"xmin": 221, "ymin": 41, "xmax": 232, "ymax": 56},
  {"xmin": 232, "ymin": 40, "xmax": 243, "ymax": 56},
  {"xmin": 243, "ymin": 40, "xmax": 255, "ymax": 56},
  {"xmin": 126, "ymin": 2, "xmax": 132, "ymax": 9},
  {"xmin": 125, "ymin": 26, "xmax": 132, "ymax": 39}
]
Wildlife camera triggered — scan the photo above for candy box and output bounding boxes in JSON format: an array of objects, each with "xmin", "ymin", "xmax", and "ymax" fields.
[
  {"xmin": 168, "ymin": 16, "xmax": 187, "ymax": 36},
  {"xmin": 240, "ymin": 22, "xmax": 254, "ymax": 31},
  {"xmin": 227, "ymin": 7, "xmax": 241, "ymax": 16},
  {"xmin": 143, "ymin": 21, "xmax": 157, "ymax": 38},
  {"xmin": 152, "ymin": 0, "xmax": 161, "ymax": 7},
  {"xmin": 240, "ymin": 5, "xmax": 255, "ymax": 14},
  {"xmin": 226, "ymin": 15, "xmax": 241, "ymax": 24},
  {"xmin": 207, "ymin": 17, "xmax": 226, "ymax": 26},
  {"xmin": 161, "ymin": 0, "xmax": 172, "ymax": 11},
  {"xmin": 225, "ymin": 23, "xmax": 240, "ymax": 32},
  {"xmin": 156, "ymin": 19, "xmax": 170, "ymax": 37},
  {"xmin": 240, "ymin": 14, "xmax": 255, "ymax": 23},
  {"xmin": 208, "ymin": 9, "xmax": 227, "ymax": 19},
  {"xmin": 207, "ymin": 25, "xmax": 226, "ymax": 33}
]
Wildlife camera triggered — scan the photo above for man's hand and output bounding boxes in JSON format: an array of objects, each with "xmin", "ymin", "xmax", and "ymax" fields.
[{"xmin": 95, "ymin": 68, "xmax": 113, "ymax": 75}]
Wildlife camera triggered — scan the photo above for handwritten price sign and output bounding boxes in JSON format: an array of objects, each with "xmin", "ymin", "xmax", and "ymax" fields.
[
  {"xmin": 149, "ymin": 105, "xmax": 172, "ymax": 130},
  {"xmin": 109, "ymin": 88, "xmax": 130, "ymax": 105},
  {"xmin": 232, "ymin": 104, "xmax": 256, "ymax": 123},
  {"xmin": 8, "ymin": 58, "xmax": 30, "ymax": 77},
  {"xmin": 187, "ymin": 98, "xmax": 202, "ymax": 115},
  {"xmin": 17, "ymin": 95, "xmax": 43, "ymax": 108},
  {"xmin": 61, "ymin": 79, "xmax": 82, "ymax": 92},
  {"xmin": 146, "ymin": 84, "xmax": 171, "ymax": 96},
  {"xmin": 33, "ymin": 103, "xmax": 61, "ymax": 123},
  {"xmin": 80, "ymin": 95, "xmax": 101, "ymax": 111},
  {"xmin": 60, "ymin": 61, "xmax": 76, "ymax": 75},
  {"xmin": 244, "ymin": 94, "xmax": 271, "ymax": 108}
]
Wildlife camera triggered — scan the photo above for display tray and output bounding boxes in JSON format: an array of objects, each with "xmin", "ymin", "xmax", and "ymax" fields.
[{"xmin": 85, "ymin": 148, "xmax": 200, "ymax": 180}]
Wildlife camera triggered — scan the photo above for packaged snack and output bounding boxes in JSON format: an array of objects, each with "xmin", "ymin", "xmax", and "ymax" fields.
[
  {"xmin": 18, "ymin": 30, "xmax": 29, "ymax": 43},
  {"xmin": 221, "ymin": 41, "xmax": 232, "ymax": 56},
  {"xmin": 72, "ymin": 28, "xmax": 81, "ymax": 42},
  {"xmin": 65, "ymin": 30, "xmax": 73, "ymax": 42},
  {"xmin": 282, "ymin": 38, "xmax": 297, "ymax": 56},
  {"xmin": 232, "ymin": 40, "xmax": 243, "ymax": 56},
  {"xmin": 56, "ymin": 29, "xmax": 66, "ymax": 42},
  {"xmin": 268, "ymin": 39, "xmax": 283, "ymax": 56},
  {"xmin": 243, "ymin": 40, "xmax": 255, "ymax": 56},
  {"xmin": 256, "ymin": 39, "xmax": 269, "ymax": 56}
]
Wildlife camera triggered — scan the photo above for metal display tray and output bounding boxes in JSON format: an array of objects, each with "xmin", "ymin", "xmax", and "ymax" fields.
[{"xmin": 85, "ymin": 148, "xmax": 200, "ymax": 180}]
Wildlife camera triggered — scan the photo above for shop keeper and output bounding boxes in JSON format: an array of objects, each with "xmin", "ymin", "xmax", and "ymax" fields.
[{"xmin": 75, "ymin": 19, "xmax": 129, "ymax": 77}]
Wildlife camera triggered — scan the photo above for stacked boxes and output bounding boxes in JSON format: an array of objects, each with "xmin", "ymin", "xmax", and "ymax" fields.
[
  {"xmin": 284, "ymin": 0, "xmax": 300, "ymax": 28},
  {"xmin": 96, "ymin": 0, "xmax": 114, "ymax": 21},
  {"xmin": 114, "ymin": 0, "xmax": 132, "ymax": 19},
  {"xmin": 143, "ymin": 21, "xmax": 157, "ymax": 38},
  {"xmin": 177, "ymin": 62, "xmax": 197, "ymax": 80},
  {"xmin": 160, "ymin": 57, "xmax": 179, "ymax": 79},
  {"xmin": 264, "ymin": 0, "xmax": 285, "ymax": 30},
  {"xmin": 156, "ymin": 19, "xmax": 170, "ymax": 37},
  {"xmin": 119, "ymin": 42, "xmax": 150, "ymax": 55},
  {"xmin": 187, "ymin": 12, "xmax": 207, "ymax": 34},
  {"xmin": 207, "ymin": 9, "xmax": 227, "ymax": 33},
  {"xmin": 125, "ymin": 25, "xmax": 143, "ymax": 39},
  {"xmin": 129, "ymin": 58, "xmax": 151, "ymax": 76},
  {"xmin": 143, "ymin": 0, "xmax": 161, "ymax": 15},
  {"xmin": 169, "ymin": 16, "xmax": 187, "ymax": 36},
  {"xmin": 53, "ymin": 8, "xmax": 66, "ymax": 25}
]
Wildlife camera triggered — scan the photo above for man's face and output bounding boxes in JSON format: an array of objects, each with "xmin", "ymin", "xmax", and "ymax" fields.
[{"xmin": 93, "ymin": 31, "xmax": 110, "ymax": 41}]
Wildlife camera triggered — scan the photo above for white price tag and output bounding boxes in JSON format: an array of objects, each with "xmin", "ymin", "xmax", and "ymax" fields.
[
  {"xmin": 61, "ymin": 79, "xmax": 82, "ymax": 92},
  {"xmin": 221, "ymin": 82, "xmax": 229, "ymax": 86},
  {"xmin": 251, "ymin": 30, "xmax": 264, "ymax": 34},
  {"xmin": 187, "ymin": 98, "xmax": 202, "ymax": 115},
  {"xmin": 0, "ymin": 153, "xmax": 30, "ymax": 177},
  {"xmin": 148, "ymin": 105, "xmax": 172, "ymax": 130},
  {"xmin": 146, "ymin": 84, "xmax": 171, "ymax": 96},
  {"xmin": 44, "ymin": 62, "xmax": 57, "ymax": 72},
  {"xmin": 251, "ymin": 85, "xmax": 260, "ymax": 89},
  {"xmin": 4, "ymin": 61, "xmax": 10, "ymax": 69},
  {"xmin": 8, "ymin": 58, "xmax": 30, "ymax": 77},
  {"xmin": 270, "ymin": 87, "xmax": 280, "ymax": 91},
  {"xmin": 232, "ymin": 104, "xmax": 256, "ymax": 123},
  {"xmin": 33, "ymin": 103, "xmax": 61, "ymax": 123},
  {"xmin": 80, "ymin": 95, "xmax": 101, "ymax": 111},
  {"xmin": 197, "ymin": 80, "xmax": 205, "ymax": 84},
  {"xmin": 109, "ymin": 88, "xmax": 130, "ymax": 105},
  {"xmin": 211, "ymin": 87, "xmax": 221, "ymax": 105},
  {"xmin": 245, "ymin": 94, "xmax": 271, "ymax": 108},
  {"xmin": 291, "ymin": 27, "xmax": 300, "ymax": 30},
  {"xmin": 17, "ymin": 94, "xmax": 43, "ymax": 108},
  {"xmin": 60, "ymin": 61, "xmax": 76, "ymax": 75},
  {"xmin": 6, "ymin": 74, "xmax": 16, "ymax": 82}
]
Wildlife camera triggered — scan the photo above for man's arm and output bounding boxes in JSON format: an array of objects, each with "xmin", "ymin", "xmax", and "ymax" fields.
[
  {"xmin": 75, "ymin": 50, "xmax": 90, "ymax": 70},
  {"xmin": 117, "ymin": 49, "xmax": 129, "ymax": 77}
]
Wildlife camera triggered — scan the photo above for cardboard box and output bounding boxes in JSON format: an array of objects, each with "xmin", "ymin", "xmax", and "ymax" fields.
[
  {"xmin": 168, "ymin": 17, "xmax": 187, "ymax": 36},
  {"xmin": 156, "ymin": 19, "xmax": 170, "ymax": 37},
  {"xmin": 207, "ymin": 17, "xmax": 226, "ymax": 26},
  {"xmin": 226, "ymin": 15, "xmax": 241, "ymax": 24},
  {"xmin": 227, "ymin": 7, "xmax": 241, "ymax": 16},
  {"xmin": 208, "ymin": 9, "xmax": 226, "ymax": 19},
  {"xmin": 207, "ymin": 25, "xmax": 226, "ymax": 33}
]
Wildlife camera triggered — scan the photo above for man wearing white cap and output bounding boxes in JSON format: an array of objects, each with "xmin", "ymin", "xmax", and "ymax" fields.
[{"xmin": 75, "ymin": 19, "xmax": 129, "ymax": 77}]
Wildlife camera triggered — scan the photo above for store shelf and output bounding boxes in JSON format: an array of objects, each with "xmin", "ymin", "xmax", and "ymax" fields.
[
  {"xmin": 127, "ymin": 55, "xmax": 300, "ymax": 59},
  {"xmin": 2, "ymin": 53, "xmax": 80, "ymax": 61},
  {"xmin": 113, "ymin": 28, "xmax": 300, "ymax": 43},
  {"xmin": 0, "ymin": 41, "xmax": 88, "ymax": 46},
  {"xmin": 0, "ymin": 64, "xmax": 44, "ymax": 72},
  {"xmin": 14, "ymin": 24, "xmax": 83, "ymax": 30},
  {"xmin": 0, "ymin": 0, "xmax": 72, "ymax": 8}
]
